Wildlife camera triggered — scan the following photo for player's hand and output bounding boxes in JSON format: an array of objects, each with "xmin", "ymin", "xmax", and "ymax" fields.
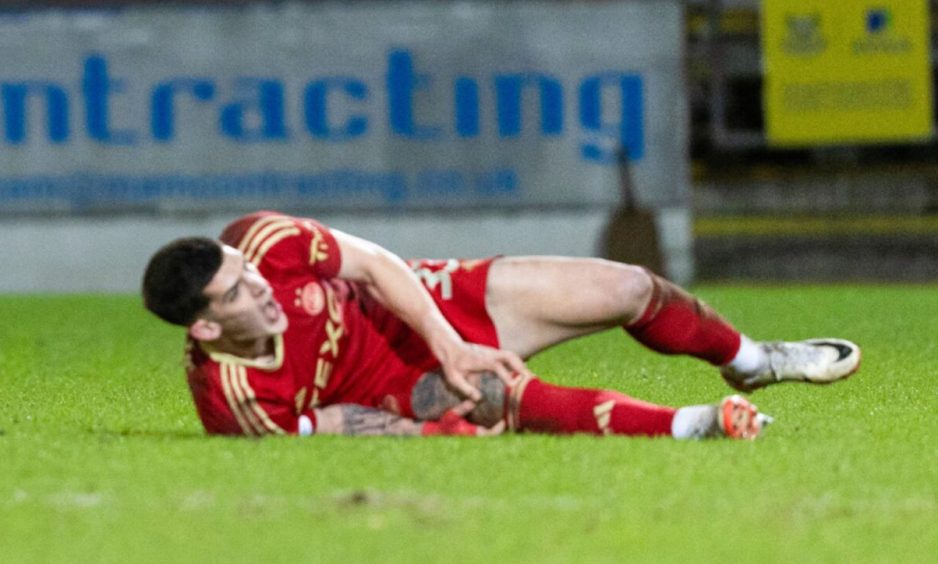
[{"xmin": 439, "ymin": 342, "xmax": 531, "ymax": 405}]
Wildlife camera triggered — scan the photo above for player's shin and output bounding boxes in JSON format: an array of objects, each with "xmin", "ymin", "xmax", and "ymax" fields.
[
  {"xmin": 505, "ymin": 376, "xmax": 675, "ymax": 437},
  {"xmin": 625, "ymin": 269, "xmax": 741, "ymax": 365}
]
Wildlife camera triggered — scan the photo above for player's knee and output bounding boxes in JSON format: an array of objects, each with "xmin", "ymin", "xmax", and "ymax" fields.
[
  {"xmin": 411, "ymin": 372, "xmax": 506, "ymax": 427},
  {"xmin": 608, "ymin": 264, "xmax": 654, "ymax": 321},
  {"xmin": 466, "ymin": 373, "xmax": 506, "ymax": 427},
  {"xmin": 411, "ymin": 372, "xmax": 462, "ymax": 421}
]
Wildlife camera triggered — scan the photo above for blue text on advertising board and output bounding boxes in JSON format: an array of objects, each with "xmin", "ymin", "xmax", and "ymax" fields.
[{"xmin": 0, "ymin": 50, "xmax": 644, "ymax": 164}]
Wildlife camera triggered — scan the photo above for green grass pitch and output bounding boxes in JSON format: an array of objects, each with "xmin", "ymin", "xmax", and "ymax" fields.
[{"xmin": 1, "ymin": 286, "xmax": 936, "ymax": 563}]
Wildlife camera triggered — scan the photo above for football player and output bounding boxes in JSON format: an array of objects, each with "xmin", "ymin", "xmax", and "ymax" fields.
[{"xmin": 142, "ymin": 211, "xmax": 860, "ymax": 440}]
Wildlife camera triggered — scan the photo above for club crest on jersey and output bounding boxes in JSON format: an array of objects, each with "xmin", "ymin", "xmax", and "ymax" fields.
[{"xmin": 294, "ymin": 282, "xmax": 325, "ymax": 316}]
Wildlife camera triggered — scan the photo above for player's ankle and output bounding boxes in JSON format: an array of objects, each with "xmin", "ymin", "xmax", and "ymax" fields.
[
  {"xmin": 670, "ymin": 404, "xmax": 719, "ymax": 439},
  {"xmin": 724, "ymin": 335, "xmax": 767, "ymax": 376}
]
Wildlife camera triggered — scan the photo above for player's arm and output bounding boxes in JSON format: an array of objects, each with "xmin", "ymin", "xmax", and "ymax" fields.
[
  {"xmin": 331, "ymin": 229, "xmax": 529, "ymax": 402},
  {"xmin": 312, "ymin": 404, "xmax": 503, "ymax": 437}
]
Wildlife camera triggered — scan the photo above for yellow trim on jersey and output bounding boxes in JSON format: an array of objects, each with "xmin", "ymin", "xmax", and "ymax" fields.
[
  {"xmin": 308, "ymin": 226, "xmax": 329, "ymax": 265},
  {"xmin": 225, "ymin": 364, "xmax": 267, "ymax": 435},
  {"xmin": 234, "ymin": 366, "xmax": 285, "ymax": 435},
  {"xmin": 249, "ymin": 226, "xmax": 300, "ymax": 266},
  {"xmin": 294, "ymin": 387, "xmax": 308, "ymax": 416},
  {"xmin": 229, "ymin": 366, "xmax": 267, "ymax": 435},
  {"xmin": 237, "ymin": 214, "xmax": 289, "ymax": 254},
  {"xmin": 220, "ymin": 363, "xmax": 286, "ymax": 436},
  {"xmin": 220, "ymin": 363, "xmax": 257, "ymax": 436},
  {"xmin": 201, "ymin": 334, "xmax": 284, "ymax": 371},
  {"xmin": 243, "ymin": 219, "xmax": 296, "ymax": 262}
]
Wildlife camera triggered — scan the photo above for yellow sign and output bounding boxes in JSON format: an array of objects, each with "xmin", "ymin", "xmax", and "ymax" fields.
[{"xmin": 763, "ymin": 0, "xmax": 932, "ymax": 145}]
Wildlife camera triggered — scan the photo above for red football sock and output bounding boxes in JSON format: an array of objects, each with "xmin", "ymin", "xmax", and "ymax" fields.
[
  {"xmin": 626, "ymin": 269, "xmax": 741, "ymax": 366},
  {"xmin": 506, "ymin": 377, "xmax": 675, "ymax": 437}
]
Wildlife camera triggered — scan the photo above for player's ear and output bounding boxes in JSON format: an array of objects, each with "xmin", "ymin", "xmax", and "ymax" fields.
[{"xmin": 188, "ymin": 318, "xmax": 222, "ymax": 342}]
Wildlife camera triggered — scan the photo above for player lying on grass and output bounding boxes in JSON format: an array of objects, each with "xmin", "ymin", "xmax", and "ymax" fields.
[{"xmin": 142, "ymin": 211, "xmax": 860, "ymax": 440}]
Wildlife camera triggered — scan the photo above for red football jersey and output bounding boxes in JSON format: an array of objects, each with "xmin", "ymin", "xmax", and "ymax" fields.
[{"xmin": 184, "ymin": 211, "xmax": 498, "ymax": 436}]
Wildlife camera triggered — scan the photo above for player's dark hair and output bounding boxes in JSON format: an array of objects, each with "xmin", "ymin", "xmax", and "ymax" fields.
[{"xmin": 142, "ymin": 237, "xmax": 223, "ymax": 326}]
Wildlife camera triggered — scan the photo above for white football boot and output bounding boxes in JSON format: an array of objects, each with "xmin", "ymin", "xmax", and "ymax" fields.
[
  {"xmin": 721, "ymin": 338, "xmax": 861, "ymax": 393},
  {"xmin": 672, "ymin": 395, "xmax": 773, "ymax": 440}
]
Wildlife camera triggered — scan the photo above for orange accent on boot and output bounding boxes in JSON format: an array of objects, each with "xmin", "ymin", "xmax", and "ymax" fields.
[{"xmin": 719, "ymin": 395, "xmax": 761, "ymax": 440}]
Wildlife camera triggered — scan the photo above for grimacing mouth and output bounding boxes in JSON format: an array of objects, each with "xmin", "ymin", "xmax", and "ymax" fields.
[{"xmin": 263, "ymin": 296, "xmax": 283, "ymax": 323}]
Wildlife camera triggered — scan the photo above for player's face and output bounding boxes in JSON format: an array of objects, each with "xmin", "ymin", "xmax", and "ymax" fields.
[{"xmin": 200, "ymin": 245, "xmax": 288, "ymax": 341}]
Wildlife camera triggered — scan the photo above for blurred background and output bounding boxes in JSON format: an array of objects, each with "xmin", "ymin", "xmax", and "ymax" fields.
[{"xmin": 0, "ymin": 0, "xmax": 935, "ymax": 292}]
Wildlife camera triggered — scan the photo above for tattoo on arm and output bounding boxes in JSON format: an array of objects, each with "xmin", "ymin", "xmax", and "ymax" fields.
[{"xmin": 314, "ymin": 404, "xmax": 424, "ymax": 436}]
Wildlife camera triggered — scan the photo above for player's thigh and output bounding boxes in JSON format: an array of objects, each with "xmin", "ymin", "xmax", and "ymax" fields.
[{"xmin": 486, "ymin": 256, "xmax": 652, "ymax": 357}]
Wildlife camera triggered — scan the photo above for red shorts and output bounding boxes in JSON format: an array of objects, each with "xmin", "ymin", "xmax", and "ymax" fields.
[
  {"xmin": 369, "ymin": 257, "xmax": 501, "ymax": 417},
  {"xmin": 408, "ymin": 257, "xmax": 500, "ymax": 348}
]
